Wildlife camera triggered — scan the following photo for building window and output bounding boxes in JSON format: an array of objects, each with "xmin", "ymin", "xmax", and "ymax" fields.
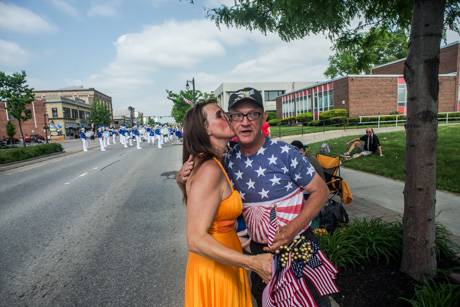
[
  {"xmin": 52, "ymin": 108, "xmax": 58, "ymax": 118},
  {"xmin": 264, "ymin": 90, "xmax": 285, "ymax": 101},
  {"xmin": 63, "ymin": 107, "xmax": 71, "ymax": 118},
  {"xmin": 72, "ymin": 109, "xmax": 78, "ymax": 119},
  {"xmin": 79, "ymin": 110, "xmax": 85, "ymax": 119},
  {"xmin": 397, "ymin": 84, "xmax": 407, "ymax": 113}
]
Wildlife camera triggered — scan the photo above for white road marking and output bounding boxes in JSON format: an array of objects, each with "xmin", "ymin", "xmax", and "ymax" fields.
[
  {"xmin": 79, "ymin": 172, "xmax": 88, "ymax": 177},
  {"xmin": 93, "ymin": 167, "xmax": 98, "ymax": 170},
  {"xmin": 64, "ymin": 182, "xmax": 70, "ymax": 185}
]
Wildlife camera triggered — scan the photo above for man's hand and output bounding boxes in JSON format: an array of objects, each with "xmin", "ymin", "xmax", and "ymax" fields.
[
  {"xmin": 263, "ymin": 224, "xmax": 297, "ymax": 253},
  {"xmin": 176, "ymin": 155, "xmax": 194, "ymax": 185}
]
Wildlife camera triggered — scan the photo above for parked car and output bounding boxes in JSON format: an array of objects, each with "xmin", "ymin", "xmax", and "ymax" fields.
[{"xmin": 24, "ymin": 134, "xmax": 45, "ymax": 143}]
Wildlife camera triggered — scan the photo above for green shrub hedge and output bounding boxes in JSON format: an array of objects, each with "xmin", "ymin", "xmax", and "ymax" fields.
[
  {"xmin": 319, "ymin": 109, "xmax": 348, "ymax": 120},
  {"xmin": 0, "ymin": 143, "xmax": 63, "ymax": 164}
]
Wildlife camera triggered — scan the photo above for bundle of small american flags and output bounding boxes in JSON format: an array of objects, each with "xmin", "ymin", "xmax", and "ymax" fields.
[{"xmin": 262, "ymin": 208, "xmax": 339, "ymax": 307}]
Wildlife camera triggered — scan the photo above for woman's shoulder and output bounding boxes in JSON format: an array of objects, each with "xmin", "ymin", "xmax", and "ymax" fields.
[{"xmin": 191, "ymin": 159, "xmax": 224, "ymax": 182}]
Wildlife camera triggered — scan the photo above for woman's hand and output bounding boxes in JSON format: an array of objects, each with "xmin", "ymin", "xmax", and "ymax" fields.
[
  {"xmin": 248, "ymin": 253, "xmax": 273, "ymax": 284},
  {"xmin": 177, "ymin": 155, "xmax": 194, "ymax": 185}
]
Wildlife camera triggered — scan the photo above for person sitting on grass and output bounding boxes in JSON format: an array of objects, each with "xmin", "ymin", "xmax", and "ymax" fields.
[
  {"xmin": 343, "ymin": 128, "xmax": 383, "ymax": 159},
  {"xmin": 291, "ymin": 140, "xmax": 326, "ymax": 181}
]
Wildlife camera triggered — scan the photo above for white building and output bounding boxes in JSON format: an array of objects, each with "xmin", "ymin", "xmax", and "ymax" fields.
[{"xmin": 214, "ymin": 82, "xmax": 319, "ymax": 112}]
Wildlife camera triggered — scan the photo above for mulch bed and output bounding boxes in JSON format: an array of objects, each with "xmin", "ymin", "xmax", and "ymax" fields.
[
  {"xmin": 332, "ymin": 258, "xmax": 460, "ymax": 307},
  {"xmin": 332, "ymin": 261, "xmax": 416, "ymax": 307}
]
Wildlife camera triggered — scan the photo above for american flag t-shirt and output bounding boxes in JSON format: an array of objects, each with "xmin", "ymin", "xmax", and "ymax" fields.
[{"xmin": 224, "ymin": 138, "xmax": 316, "ymax": 244}]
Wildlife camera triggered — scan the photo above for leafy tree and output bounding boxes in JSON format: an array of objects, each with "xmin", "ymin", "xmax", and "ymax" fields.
[
  {"xmin": 6, "ymin": 120, "xmax": 16, "ymax": 144},
  {"xmin": 204, "ymin": 0, "xmax": 460, "ymax": 280},
  {"xmin": 89, "ymin": 99, "xmax": 111, "ymax": 127},
  {"xmin": 167, "ymin": 89, "xmax": 216, "ymax": 123},
  {"xmin": 0, "ymin": 71, "xmax": 34, "ymax": 148},
  {"xmin": 325, "ymin": 27, "xmax": 409, "ymax": 78}
]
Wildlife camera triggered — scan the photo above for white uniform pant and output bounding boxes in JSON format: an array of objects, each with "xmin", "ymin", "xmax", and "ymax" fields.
[
  {"xmin": 129, "ymin": 137, "xmax": 133, "ymax": 147},
  {"xmin": 98, "ymin": 138, "xmax": 106, "ymax": 151},
  {"xmin": 136, "ymin": 136, "xmax": 142, "ymax": 149},
  {"xmin": 106, "ymin": 134, "xmax": 111, "ymax": 146},
  {"xmin": 147, "ymin": 134, "xmax": 152, "ymax": 144},
  {"xmin": 155, "ymin": 135, "xmax": 162, "ymax": 148},
  {"xmin": 81, "ymin": 138, "xmax": 88, "ymax": 152},
  {"xmin": 112, "ymin": 134, "xmax": 116, "ymax": 144}
]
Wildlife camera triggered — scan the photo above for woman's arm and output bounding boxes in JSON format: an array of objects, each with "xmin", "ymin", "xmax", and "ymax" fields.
[{"xmin": 186, "ymin": 160, "xmax": 272, "ymax": 281}]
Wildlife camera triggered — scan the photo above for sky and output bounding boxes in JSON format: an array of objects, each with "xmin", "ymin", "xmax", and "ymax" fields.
[{"xmin": 1, "ymin": 0, "xmax": 459, "ymax": 118}]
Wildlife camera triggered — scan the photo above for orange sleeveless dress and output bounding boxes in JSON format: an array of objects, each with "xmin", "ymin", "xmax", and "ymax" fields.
[{"xmin": 184, "ymin": 158, "xmax": 252, "ymax": 307}]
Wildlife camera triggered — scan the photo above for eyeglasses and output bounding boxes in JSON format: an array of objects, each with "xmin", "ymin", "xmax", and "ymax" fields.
[
  {"xmin": 205, "ymin": 109, "xmax": 228, "ymax": 124},
  {"xmin": 228, "ymin": 111, "xmax": 262, "ymax": 122}
]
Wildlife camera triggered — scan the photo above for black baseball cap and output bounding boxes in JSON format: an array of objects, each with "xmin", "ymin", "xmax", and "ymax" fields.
[{"xmin": 228, "ymin": 87, "xmax": 264, "ymax": 110}]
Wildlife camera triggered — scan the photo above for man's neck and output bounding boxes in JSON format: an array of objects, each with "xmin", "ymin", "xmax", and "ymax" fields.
[{"xmin": 239, "ymin": 135, "xmax": 266, "ymax": 156}]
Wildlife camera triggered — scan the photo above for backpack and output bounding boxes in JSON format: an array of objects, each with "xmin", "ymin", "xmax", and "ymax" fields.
[{"xmin": 319, "ymin": 199, "xmax": 349, "ymax": 233}]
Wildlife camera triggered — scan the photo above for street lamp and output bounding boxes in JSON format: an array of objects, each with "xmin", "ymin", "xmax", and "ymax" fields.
[{"xmin": 185, "ymin": 78, "xmax": 196, "ymax": 104}]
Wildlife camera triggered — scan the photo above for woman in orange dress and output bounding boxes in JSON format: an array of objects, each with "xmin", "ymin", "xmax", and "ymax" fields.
[{"xmin": 182, "ymin": 100, "xmax": 272, "ymax": 307}]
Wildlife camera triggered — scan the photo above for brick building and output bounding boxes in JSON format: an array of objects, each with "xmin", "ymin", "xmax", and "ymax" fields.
[
  {"xmin": 277, "ymin": 41, "xmax": 460, "ymax": 119},
  {"xmin": 0, "ymin": 99, "xmax": 47, "ymax": 140}
]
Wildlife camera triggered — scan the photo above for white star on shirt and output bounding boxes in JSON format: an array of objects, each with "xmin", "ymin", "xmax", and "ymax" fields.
[
  {"xmin": 258, "ymin": 188, "xmax": 269, "ymax": 199},
  {"xmin": 246, "ymin": 178, "xmax": 255, "ymax": 190},
  {"xmin": 280, "ymin": 144, "xmax": 290, "ymax": 153},
  {"xmin": 228, "ymin": 160, "xmax": 234, "ymax": 169},
  {"xmin": 284, "ymin": 182, "xmax": 293, "ymax": 191},
  {"xmin": 257, "ymin": 147, "xmax": 266, "ymax": 155},
  {"xmin": 235, "ymin": 170, "xmax": 244, "ymax": 180},
  {"xmin": 290, "ymin": 157, "xmax": 299, "ymax": 169},
  {"xmin": 236, "ymin": 151, "xmax": 242, "ymax": 159},
  {"xmin": 267, "ymin": 154, "xmax": 278, "ymax": 165},
  {"xmin": 294, "ymin": 173, "xmax": 302, "ymax": 181},
  {"xmin": 240, "ymin": 192, "xmax": 246, "ymax": 200},
  {"xmin": 307, "ymin": 166, "xmax": 315, "ymax": 177},
  {"xmin": 269, "ymin": 174, "xmax": 281, "ymax": 185},
  {"xmin": 244, "ymin": 158, "xmax": 253, "ymax": 168},
  {"xmin": 271, "ymin": 139, "xmax": 278, "ymax": 144},
  {"xmin": 255, "ymin": 166, "xmax": 267, "ymax": 177},
  {"xmin": 281, "ymin": 166, "xmax": 289, "ymax": 174}
]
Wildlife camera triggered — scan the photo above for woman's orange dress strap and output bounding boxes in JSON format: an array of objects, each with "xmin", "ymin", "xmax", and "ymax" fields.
[{"xmin": 212, "ymin": 157, "xmax": 233, "ymax": 192}]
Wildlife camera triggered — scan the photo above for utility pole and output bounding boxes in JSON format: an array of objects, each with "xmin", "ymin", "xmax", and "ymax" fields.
[{"xmin": 186, "ymin": 78, "xmax": 196, "ymax": 104}]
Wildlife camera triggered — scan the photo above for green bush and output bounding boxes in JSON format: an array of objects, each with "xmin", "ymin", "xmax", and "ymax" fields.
[
  {"xmin": 318, "ymin": 219, "xmax": 459, "ymax": 270},
  {"xmin": 280, "ymin": 116, "xmax": 296, "ymax": 125},
  {"xmin": 319, "ymin": 109, "xmax": 348, "ymax": 120},
  {"xmin": 323, "ymin": 116, "xmax": 347, "ymax": 125},
  {"xmin": 268, "ymin": 118, "xmax": 282, "ymax": 126},
  {"xmin": 308, "ymin": 120, "xmax": 321, "ymax": 126},
  {"xmin": 0, "ymin": 143, "xmax": 63, "ymax": 164},
  {"xmin": 401, "ymin": 280, "xmax": 460, "ymax": 307},
  {"xmin": 296, "ymin": 112, "xmax": 313, "ymax": 123},
  {"xmin": 318, "ymin": 219, "xmax": 402, "ymax": 269},
  {"xmin": 266, "ymin": 111, "xmax": 277, "ymax": 121}
]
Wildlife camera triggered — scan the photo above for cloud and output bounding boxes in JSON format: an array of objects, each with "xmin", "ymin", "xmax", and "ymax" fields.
[
  {"xmin": 86, "ymin": 19, "xmax": 331, "ymax": 116},
  {"xmin": 0, "ymin": 2, "xmax": 56, "ymax": 33},
  {"xmin": 0, "ymin": 39, "xmax": 29, "ymax": 68},
  {"xmin": 50, "ymin": 0, "xmax": 80, "ymax": 17},
  {"xmin": 204, "ymin": 0, "xmax": 236, "ymax": 7},
  {"xmin": 87, "ymin": 1, "xmax": 121, "ymax": 17}
]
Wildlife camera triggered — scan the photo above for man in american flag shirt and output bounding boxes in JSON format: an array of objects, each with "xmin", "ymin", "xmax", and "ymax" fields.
[{"xmin": 178, "ymin": 88, "xmax": 338, "ymax": 306}]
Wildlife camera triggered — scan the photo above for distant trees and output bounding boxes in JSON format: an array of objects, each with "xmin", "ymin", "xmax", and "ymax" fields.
[
  {"xmin": 89, "ymin": 99, "xmax": 111, "ymax": 127},
  {"xmin": 0, "ymin": 71, "xmax": 35, "ymax": 147}
]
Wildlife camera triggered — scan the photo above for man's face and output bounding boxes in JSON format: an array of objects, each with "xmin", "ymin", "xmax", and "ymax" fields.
[
  {"xmin": 366, "ymin": 129, "xmax": 373, "ymax": 136},
  {"xmin": 228, "ymin": 101, "xmax": 265, "ymax": 146}
]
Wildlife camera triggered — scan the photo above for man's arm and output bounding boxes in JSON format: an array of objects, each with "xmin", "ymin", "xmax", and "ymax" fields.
[
  {"xmin": 264, "ymin": 174, "xmax": 329, "ymax": 252},
  {"xmin": 176, "ymin": 155, "xmax": 194, "ymax": 191}
]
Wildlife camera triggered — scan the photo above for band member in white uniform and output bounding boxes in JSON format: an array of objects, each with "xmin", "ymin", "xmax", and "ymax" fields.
[{"xmin": 80, "ymin": 128, "xmax": 88, "ymax": 152}]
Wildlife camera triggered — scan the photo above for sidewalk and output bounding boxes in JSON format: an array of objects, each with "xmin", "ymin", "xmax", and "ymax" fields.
[{"xmin": 342, "ymin": 167, "xmax": 460, "ymax": 244}]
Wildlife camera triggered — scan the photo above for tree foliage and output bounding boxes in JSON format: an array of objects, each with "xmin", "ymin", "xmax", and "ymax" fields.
[
  {"xmin": 325, "ymin": 27, "xmax": 409, "ymax": 78},
  {"xmin": 6, "ymin": 120, "xmax": 16, "ymax": 141},
  {"xmin": 167, "ymin": 89, "xmax": 215, "ymax": 123},
  {"xmin": 0, "ymin": 71, "xmax": 35, "ymax": 147},
  {"xmin": 89, "ymin": 99, "xmax": 111, "ymax": 127}
]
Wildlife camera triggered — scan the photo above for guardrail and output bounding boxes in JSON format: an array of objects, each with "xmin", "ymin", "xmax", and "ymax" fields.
[{"xmin": 358, "ymin": 112, "xmax": 460, "ymax": 128}]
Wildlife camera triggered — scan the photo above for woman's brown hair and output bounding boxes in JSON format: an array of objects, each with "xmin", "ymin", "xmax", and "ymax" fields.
[{"xmin": 182, "ymin": 99, "xmax": 220, "ymax": 201}]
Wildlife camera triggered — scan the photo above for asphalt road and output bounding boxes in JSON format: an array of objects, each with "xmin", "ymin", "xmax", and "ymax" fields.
[{"xmin": 0, "ymin": 142, "xmax": 187, "ymax": 306}]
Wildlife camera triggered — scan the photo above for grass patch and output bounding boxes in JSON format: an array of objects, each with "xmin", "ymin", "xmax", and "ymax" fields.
[
  {"xmin": 0, "ymin": 143, "xmax": 63, "ymax": 164},
  {"xmin": 307, "ymin": 125, "xmax": 460, "ymax": 193},
  {"xmin": 401, "ymin": 281, "xmax": 460, "ymax": 307}
]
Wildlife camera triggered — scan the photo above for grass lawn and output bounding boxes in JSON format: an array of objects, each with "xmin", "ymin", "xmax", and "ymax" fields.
[{"xmin": 307, "ymin": 124, "xmax": 460, "ymax": 194}]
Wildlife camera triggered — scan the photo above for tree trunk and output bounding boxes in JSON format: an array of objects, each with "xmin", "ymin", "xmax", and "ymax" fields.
[
  {"xmin": 401, "ymin": 0, "xmax": 445, "ymax": 281},
  {"xmin": 18, "ymin": 119, "xmax": 26, "ymax": 148}
]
